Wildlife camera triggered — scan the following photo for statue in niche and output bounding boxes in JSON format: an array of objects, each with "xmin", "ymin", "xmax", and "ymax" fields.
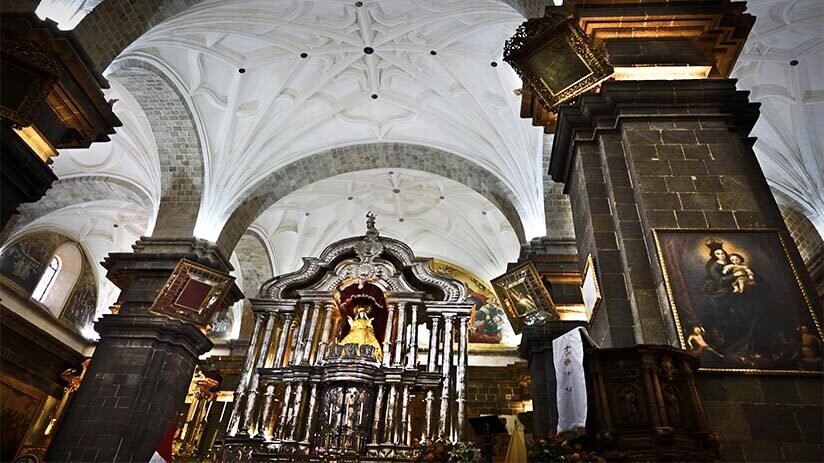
[{"xmin": 339, "ymin": 304, "xmax": 382, "ymax": 362}]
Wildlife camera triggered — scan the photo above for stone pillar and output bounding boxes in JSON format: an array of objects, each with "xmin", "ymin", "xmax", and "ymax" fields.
[
  {"xmin": 518, "ymin": 321, "xmax": 586, "ymax": 436},
  {"xmin": 46, "ymin": 238, "xmax": 241, "ymax": 463},
  {"xmin": 550, "ymin": 79, "xmax": 822, "ymax": 347}
]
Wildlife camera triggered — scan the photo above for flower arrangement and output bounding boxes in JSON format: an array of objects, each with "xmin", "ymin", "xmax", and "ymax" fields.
[
  {"xmin": 527, "ymin": 433, "xmax": 598, "ymax": 463},
  {"xmin": 410, "ymin": 438, "xmax": 481, "ymax": 463}
]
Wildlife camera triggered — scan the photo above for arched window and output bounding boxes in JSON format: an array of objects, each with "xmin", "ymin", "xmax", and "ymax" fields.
[{"xmin": 32, "ymin": 255, "xmax": 61, "ymax": 302}]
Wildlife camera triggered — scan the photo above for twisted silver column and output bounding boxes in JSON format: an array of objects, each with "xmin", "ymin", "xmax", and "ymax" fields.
[
  {"xmin": 227, "ymin": 311, "xmax": 264, "ymax": 436},
  {"xmin": 274, "ymin": 383, "xmax": 293, "ymax": 440},
  {"xmin": 393, "ymin": 302, "xmax": 406, "ymax": 366},
  {"xmin": 398, "ymin": 385, "xmax": 411, "ymax": 445},
  {"xmin": 370, "ymin": 385, "xmax": 386, "ymax": 444},
  {"xmin": 287, "ymin": 382, "xmax": 305, "ymax": 441},
  {"xmin": 302, "ymin": 301, "xmax": 321, "ymax": 364},
  {"xmin": 438, "ymin": 314, "xmax": 454, "ymax": 438},
  {"xmin": 427, "ymin": 317, "xmax": 440, "ymax": 372},
  {"xmin": 406, "ymin": 305, "xmax": 418, "ymax": 369},
  {"xmin": 423, "ymin": 389, "xmax": 435, "ymax": 443},
  {"xmin": 456, "ymin": 316, "xmax": 469, "ymax": 441},
  {"xmin": 381, "ymin": 304, "xmax": 396, "ymax": 367},
  {"xmin": 383, "ymin": 384, "xmax": 398, "ymax": 443},
  {"xmin": 302, "ymin": 383, "xmax": 318, "ymax": 443},
  {"xmin": 258, "ymin": 383, "xmax": 276, "ymax": 440},
  {"xmin": 316, "ymin": 302, "xmax": 335, "ymax": 361},
  {"xmin": 273, "ymin": 312, "xmax": 294, "ymax": 368},
  {"xmin": 241, "ymin": 312, "xmax": 277, "ymax": 437},
  {"xmin": 291, "ymin": 303, "xmax": 311, "ymax": 365}
]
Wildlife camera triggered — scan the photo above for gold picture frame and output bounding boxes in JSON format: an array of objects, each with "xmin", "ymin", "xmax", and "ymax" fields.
[
  {"xmin": 503, "ymin": 13, "xmax": 613, "ymax": 111},
  {"xmin": 653, "ymin": 229, "xmax": 823, "ymax": 375},
  {"xmin": 150, "ymin": 259, "xmax": 236, "ymax": 329},
  {"xmin": 492, "ymin": 261, "xmax": 558, "ymax": 334}
]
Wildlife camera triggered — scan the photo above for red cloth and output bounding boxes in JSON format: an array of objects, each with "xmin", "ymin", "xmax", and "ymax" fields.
[{"xmin": 150, "ymin": 422, "xmax": 176, "ymax": 463}]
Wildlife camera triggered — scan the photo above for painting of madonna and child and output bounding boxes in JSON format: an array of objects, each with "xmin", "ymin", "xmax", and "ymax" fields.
[{"xmin": 654, "ymin": 230, "xmax": 823, "ymax": 373}]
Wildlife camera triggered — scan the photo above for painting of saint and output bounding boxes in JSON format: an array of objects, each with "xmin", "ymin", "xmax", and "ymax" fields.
[
  {"xmin": 469, "ymin": 292, "xmax": 506, "ymax": 343},
  {"xmin": 655, "ymin": 230, "xmax": 823, "ymax": 373}
]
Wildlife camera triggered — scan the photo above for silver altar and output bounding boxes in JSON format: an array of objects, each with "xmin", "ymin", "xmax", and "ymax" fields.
[{"xmin": 218, "ymin": 215, "xmax": 472, "ymax": 462}]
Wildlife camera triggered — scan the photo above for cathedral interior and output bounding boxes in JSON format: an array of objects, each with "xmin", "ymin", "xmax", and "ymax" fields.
[{"xmin": 0, "ymin": 0, "xmax": 822, "ymax": 462}]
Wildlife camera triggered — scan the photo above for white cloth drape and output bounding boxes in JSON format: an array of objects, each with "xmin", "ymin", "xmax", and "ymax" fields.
[{"xmin": 553, "ymin": 327, "xmax": 588, "ymax": 434}]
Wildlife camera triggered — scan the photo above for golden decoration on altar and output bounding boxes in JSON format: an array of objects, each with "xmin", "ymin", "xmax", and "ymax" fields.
[{"xmin": 339, "ymin": 304, "xmax": 383, "ymax": 362}]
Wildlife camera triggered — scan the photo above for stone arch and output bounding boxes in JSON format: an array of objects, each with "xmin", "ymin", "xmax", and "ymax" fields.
[
  {"xmin": 233, "ymin": 230, "xmax": 274, "ymax": 340},
  {"xmin": 215, "ymin": 143, "xmax": 528, "ymax": 256},
  {"xmin": 777, "ymin": 201, "xmax": 824, "ymax": 300},
  {"xmin": 0, "ymin": 175, "xmax": 152, "ymax": 244},
  {"xmin": 107, "ymin": 62, "xmax": 204, "ymax": 238},
  {"xmin": 774, "ymin": 189, "xmax": 824, "ymax": 301}
]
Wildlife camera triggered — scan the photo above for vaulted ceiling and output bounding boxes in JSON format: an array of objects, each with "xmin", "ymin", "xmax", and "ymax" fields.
[
  {"xmin": 731, "ymin": 0, "xmax": 824, "ymax": 234},
  {"xmin": 25, "ymin": 0, "xmax": 824, "ymax": 315}
]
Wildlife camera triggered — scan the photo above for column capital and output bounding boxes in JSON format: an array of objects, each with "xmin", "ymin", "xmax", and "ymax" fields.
[
  {"xmin": 550, "ymin": 79, "xmax": 760, "ymax": 184},
  {"xmin": 95, "ymin": 314, "xmax": 213, "ymax": 357},
  {"xmin": 102, "ymin": 237, "xmax": 234, "ymax": 289}
]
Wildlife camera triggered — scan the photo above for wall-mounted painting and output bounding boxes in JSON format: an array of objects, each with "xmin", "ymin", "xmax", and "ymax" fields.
[
  {"xmin": 430, "ymin": 259, "xmax": 512, "ymax": 344},
  {"xmin": 0, "ymin": 376, "xmax": 45, "ymax": 462},
  {"xmin": 0, "ymin": 233, "xmax": 62, "ymax": 296},
  {"xmin": 654, "ymin": 229, "xmax": 823, "ymax": 374},
  {"xmin": 492, "ymin": 262, "xmax": 558, "ymax": 334}
]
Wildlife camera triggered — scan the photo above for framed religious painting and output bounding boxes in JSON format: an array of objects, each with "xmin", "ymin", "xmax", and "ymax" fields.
[
  {"xmin": 503, "ymin": 13, "xmax": 613, "ymax": 111},
  {"xmin": 492, "ymin": 261, "xmax": 558, "ymax": 334},
  {"xmin": 150, "ymin": 259, "xmax": 236, "ymax": 329},
  {"xmin": 0, "ymin": 376, "xmax": 45, "ymax": 462},
  {"xmin": 653, "ymin": 229, "xmax": 823, "ymax": 374}
]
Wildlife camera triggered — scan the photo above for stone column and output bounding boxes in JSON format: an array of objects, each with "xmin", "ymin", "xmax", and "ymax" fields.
[
  {"xmin": 517, "ymin": 321, "xmax": 586, "ymax": 436},
  {"xmin": 550, "ymin": 79, "xmax": 822, "ymax": 347},
  {"xmin": 46, "ymin": 238, "xmax": 241, "ymax": 463}
]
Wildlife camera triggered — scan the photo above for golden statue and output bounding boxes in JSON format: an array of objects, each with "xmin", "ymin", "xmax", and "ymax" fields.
[{"xmin": 339, "ymin": 304, "xmax": 383, "ymax": 362}]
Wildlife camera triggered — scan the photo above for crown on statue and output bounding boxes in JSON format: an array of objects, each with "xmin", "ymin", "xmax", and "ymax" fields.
[{"xmin": 704, "ymin": 238, "xmax": 725, "ymax": 252}]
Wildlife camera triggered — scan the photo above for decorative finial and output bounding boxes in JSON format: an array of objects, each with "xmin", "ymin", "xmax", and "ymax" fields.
[{"xmin": 366, "ymin": 211, "xmax": 376, "ymax": 232}]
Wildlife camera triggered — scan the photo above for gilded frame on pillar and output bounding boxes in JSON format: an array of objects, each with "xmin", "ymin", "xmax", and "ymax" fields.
[
  {"xmin": 580, "ymin": 254, "xmax": 602, "ymax": 322},
  {"xmin": 503, "ymin": 13, "xmax": 613, "ymax": 111},
  {"xmin": 653, "ymin": 229, "xmax": 823, "ymax": 375},
  {"xmin": 492, "ymin": 261, "xmax": 558, "ymax": 334},
  {"xmin": 149, "ymin": 259, "xmax": 235, "ymax": 329}
]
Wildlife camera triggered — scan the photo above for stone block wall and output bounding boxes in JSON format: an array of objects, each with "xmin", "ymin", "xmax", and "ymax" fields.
[
  {"xmin": 697, "ymin": 375, "xmax": 823, "ymax": 462},
  {"xmin": 553, "ymin": 80, "xmax": 823, "ymax": 461},
  {"xmin": 465, "ymin": 364, "xmax": 531, "ymax": 417}
]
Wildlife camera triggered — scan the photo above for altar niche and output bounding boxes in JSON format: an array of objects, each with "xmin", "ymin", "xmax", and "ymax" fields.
[{"xmin": 218, "ymin": 215, "xmax": 472, "ymax": 462}]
